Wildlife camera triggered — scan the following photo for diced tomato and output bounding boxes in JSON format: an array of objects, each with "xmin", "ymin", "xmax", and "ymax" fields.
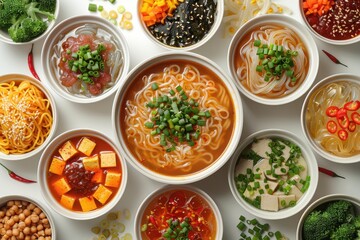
[
  {"xmin": 88, "ymin": 83, "xmax": 103, "ymax": 95},
  {"xmin": 338, "ymin": 130, "xmax": 348, "ymax": 141},
  {"xmin": 96, "ymin": 72, "xmax": 111, "ymax": 86},
  {"xmin": 352, "ymin": 112, "xmax": 360, "ymax": 124},
  {"xmin": 348, "ymin": 121, "xmax": 356, "ymax": 132},
  {"xmin": 344, "ymin": 100, "xmax": 360, "ymax": 111},
  {"xmin": 60, "ymin": 72, "xmax": 78, "ymax": 87},
  {"xmin": 336, "ymin": 107, "xmax": 347, "ymax": 119},
  {"xmin": 325, "ymin": 106, "xmax": 339, "ymax": 117},
  {"xmin": 337, "ymin": 115, "xmax": 349, "ymax": 129},
  {"xmin": 189, "ymin": 196, "xmax": 204, "ymax": 213}
]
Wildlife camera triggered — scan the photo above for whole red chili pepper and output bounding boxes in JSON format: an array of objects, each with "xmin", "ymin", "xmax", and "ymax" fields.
[
  {"xmin": 0, "ymin": 162, "xmax": 37, "ymax": 183},
  {"xmin": 318, "ymin": 167, "xmax": 345, "ymax": 179},
  {"xmin": 322, "ymin": 50, "xmax": 348, "ymax": 68},
  {"xmin": 28, "ymin": 44, "xmax": 41, "ymax": 81}
]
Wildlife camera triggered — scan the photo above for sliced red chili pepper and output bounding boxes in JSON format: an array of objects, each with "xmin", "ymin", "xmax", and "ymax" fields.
[
  {"xmin": 348, "ymin": 121, "xmax": 356, "ymax": 132},
  {"xmin": 352, "ymin": 112, "xmax": 360, "ymax": 125},
  {"xmin": 344, "ymin": 101, "xmax": 360, "ymax": 111},
  {"xmin": 326, "ymin": 120, "xmax": 337, "ymax": 134},
  {"xmin": 338, "ymin": 130, "xmax": 348, "ymax": 141},
  {"xmin": 336, "ymin": 107, "xmax": 347, "ymax": 118},
  {"xmin": 325, "ymin": 106, "xmax": 339, "ymax": 117},
  {"xmin": 337, "ymin": 115, "xmax": 349, "ymax": 129}
]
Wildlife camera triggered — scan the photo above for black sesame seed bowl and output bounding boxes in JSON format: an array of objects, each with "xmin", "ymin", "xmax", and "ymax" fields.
[{"xmin": 138, "ymin": 0, "xmax": 224, "ymax": 51}]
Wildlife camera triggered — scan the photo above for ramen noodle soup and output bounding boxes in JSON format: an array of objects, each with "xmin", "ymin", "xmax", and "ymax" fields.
[
  {"xmin": 120, "ymin": 60, "xmax": 235, "ymax": 176},
  {"xmin": 234, "ymin": 24, "xmax": 309, "ymax": 98},
  {"xmin": 305, "ymin": 81, "xmax": 360, "ymax": 157},
  {"xmin": 0, "ymin": 80, "xmax": 53, "ymax": 155}
]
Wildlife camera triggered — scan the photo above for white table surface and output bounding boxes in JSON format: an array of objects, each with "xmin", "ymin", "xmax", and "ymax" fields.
[{"xmin": 0, "ymin": 0, "xmax": 360, "ymax": 239}]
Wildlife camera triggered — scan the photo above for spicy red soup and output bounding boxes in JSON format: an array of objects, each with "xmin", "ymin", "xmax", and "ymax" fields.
[
  {"xmin": 46, "ymin": 136, "xmax": 123, "ymax": 212},
  {"xmin": 140, "ymin": 189, "xmax": 217, "ymax": 240}
]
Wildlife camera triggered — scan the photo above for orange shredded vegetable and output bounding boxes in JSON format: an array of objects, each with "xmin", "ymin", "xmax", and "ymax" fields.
[
  {"xmin": 141, "ymin": 0, "xmax": 182, "ymax": 26},
  {"xmin": 303, "ymin": 0, "xmax": 334, "ymax": 16}
]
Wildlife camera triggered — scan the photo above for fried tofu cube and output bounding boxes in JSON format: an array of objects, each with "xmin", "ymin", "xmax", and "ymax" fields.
[
  {"xmin": 49, "ymin": 158, "xmax": 66, "ymax": 175},
  {"xmin": 79, "ymin": 196, "xmax": 97, "ymax": 212},
  {"xmin": 82, "ymin": 155, "xmax": 100, "ymax": 171},
  {"xmin": 92, "ymin": 170, "xmax": 104, "ymax": 183},
  {"xmin": 105, "ymin": 172, "xmax": 121, "ymax": 188},
  {"xmin": 78, "ymin": 137, "xmax": 96, "ymax": 156},
  {"xmin": 100, "ymin": 152, "xmax": 117, "ymax": 168},
  {"xmin": 52, "ymin": 178, "xmax": 71, "ymax": 195},
  {"xmin": 93, "ymin": 184, "xmax": 113, "ymax": 204},
  {"xmin": 59, "ymin": 141, "xmax": 78, "ymax": 161},
  {"xmin": 60, "ymin": 195, "xmax": 75, "ymax": 210}
]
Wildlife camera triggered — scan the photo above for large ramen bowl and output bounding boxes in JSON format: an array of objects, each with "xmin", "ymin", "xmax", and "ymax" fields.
[
  {"xmin": 227, "ymin": 14, "xmax": 319, "ymax": 105},
  {"xmin": 296, "ymin": 194, "xmax": 360, "ymax": 240},
  {"xmin": 0, "ymin": 0, "xmax": 59, "ymax": 45},
  {"xmin": 38, "ymin": 128, "xmax": 128, "ymax": 220},
  {"xmin": 134, "ymin": 185, "xmax": 223, "ymax": 239},
  {"xmin": 0, "ymin": 195, "xmax": 57, "ymax": 239},
  {"xmin": 299, "ymin": 0, "xmax": 360, "ymax": 45},
  {"xmin": 112, "ymin": 51, "xmax": 243, "ymax": 184},
  {"xmin": 301, "ymin": 73, "xmax": 360, "ymax": 164},
  {"xmin": 41, "ymin": 15, "xmax": 130, "ymax": 104},
  {"xmin": 0, "ymin": 74, "xmax": 58, "ymax": 161},
  {"xmin": 137, "ymin": 0, "xmax": 223, "ymax": 51},
  {"xmin": 228, "ymin": 129, "xmax": 318, "ymax": 220}
]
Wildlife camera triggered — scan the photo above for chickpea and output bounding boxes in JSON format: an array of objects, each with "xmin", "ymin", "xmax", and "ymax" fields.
[
  {"xmin": 12, "ymin": 228, "xmax": 19, "ymax": 236},
  {"xmin": 24, "ymin": 217, "xmax": 31, "ymax": 226},
  {"xmin": 12, "ymin": 215, "xmax": 19, "ymax": 223},
  {"xmin": 18, "ymin": 221, "xmax": 25, "ymax": 230},
  {"xmin": 6, "ymin": 229, "xmax": 12, "ymax": 236},
  {"xmin": 37, "ymin": 224, "xmax": 43, "ymax": 231},
  {"xmin": 10, "ymin": 205, "xmax": 18, "ymax": 213},
  {"xmin": 6, "ymin": 218, "xmax": 14, "ymax": 227},
  {"xmin": 6, "ymin": 201, "xmax": 14, "ymax": 207},
  {"xmin": 44, "ymin": 228, "xmax": 51, "ymax": 236},
  {"xmin": 24, "ymin": 236, "xmax": 30, "ymax": 240},
  {"xmin": 19, "ymin": 213, "xmax": 25, "ymax": 221},
  {"xmin": 23, "ymin": 209, "xmax": 30, "ymax": 217},
  {"xmin": 30, "ymin": 215, "xmax": 39, "ymax": 223},
  {"xmin": 41, "ymin": 218, "xmax": 49, "ymax": 225},
  {"xmin": 33, "ymin": 207, "xmax": 41, "ymax": 215},
  {"xmin": 38, "ymin": 230, "xmax": 45, "ymax": 236},
  {"xmin": 39, "ymin": 212, "xmax": 46, "ymax": 219},
  {"xmin": 18, "ymin": 232, "xmax": 24, "ymax": 240},
  {"xmin": 0, "ymin": 211, "xmax": 5, "ymax": 218},
  {"xmin": 23, "ymin": 227, "xmax": 30, "ymax": 235},
  {"xmin": 27, "ymin": 204, "xmax": 35, "ymax": 211},
  {"xmin": 38, "ymin": 237, "xmax": 45, "ymax": 240},
  {"xmin": 30, "ymin": 225, "xmax": 37, "ymax": 233}
]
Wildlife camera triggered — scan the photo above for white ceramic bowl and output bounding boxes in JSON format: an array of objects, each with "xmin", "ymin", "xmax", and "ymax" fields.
[
  {"xmin": 112, "ymin": 51, "xmax": 243, "ymax": 184},
  {"xmin": 134, "ymin": 185, "xmax": 223, "ymax": 239},
  {"xmin": 41, "ymin": 15, "xmax": 130, "ymax": 104},
  {"xmin": 298, "ymin": 0, "xmax": 360, "ymax": 45},
  {"xmin": 0, "ymin": 0, "xmax": 60, "ymax": 45},
  {"xmin": 227, "ymin": 14, "xmax": 319, "ymax": 105},
  {"xmin": 137, "ymin": 0, "xmax": 223, "ymax": 51},
  {"xmin": 296, "ymin": 194, "xmax": 360, "ymax": 240},
  {"xmin": 301, "ymin": 73, "xmax": 360, "ymax": 163},
  {"xmin": 0, "ymin": 74, "xmax": 58, "ymax": 161},
  {"xmin": 0, "ymin": 195, "xmax": 57, "ymax": 239},
  {"xmin": 38, "ymin": 128, "xmax": 128, "ymax": 220},
  {"xmin": 228, "ymin": 129, "xmax": 318, "ymax": 220}
]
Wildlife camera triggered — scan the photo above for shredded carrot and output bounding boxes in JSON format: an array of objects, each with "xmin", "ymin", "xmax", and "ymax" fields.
[
  {"xmin": 140, "ymin": 0, "xmax": 182, "ymax": 26},
  {"xmin": 303, "ymin": 0, "xmax": 334, "ymax": 16}
]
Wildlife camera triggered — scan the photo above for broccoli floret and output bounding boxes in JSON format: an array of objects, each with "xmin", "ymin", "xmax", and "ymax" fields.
[
  {"xmin": 25, "ymin": 2, "xmax": 54, "ymax": 21},
  {"xmin": 354, "ymin": 216, "xmax": 360, "ymax": 230},
  {"xmin": 303, "ymin": 211, "xmax": 335, "ymax": 240},
  {"xmin": 326, "ymin": 200, "xmax": 355, "ymax": 225},
  {"xmin": 330, "ymin": 223, "xmax": 357, "ymax": 240},
  {"xmin": 0, "ymin": 0, "xmax": 27, "ymax": 29},
  {"xmin": 32, "ymin": 0, "xmax": 56, "ymax": 13},
  {"xmin": 7, "ymin": 16, "xmax": 29, "ymax": 42}
]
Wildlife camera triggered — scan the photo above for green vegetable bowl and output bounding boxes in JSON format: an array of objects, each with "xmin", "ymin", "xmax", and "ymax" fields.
[
  {"xmin": 0, "ymin": 0, "xmax": 59, "ymax": 45},
  {"xmin": 296, "ymin": 194, "xmax": 360, "ymax": 240}
]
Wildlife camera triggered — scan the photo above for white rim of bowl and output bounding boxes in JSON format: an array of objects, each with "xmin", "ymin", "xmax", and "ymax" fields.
[
  {"xmin": 0, "ymin": 73, "xmax": 58, "ymax": 161},
  {"xmin": 112, "ymin": 51, "xmax": 243, "ymax": 184},
  {"xmin": 0, "ymin": 0, "xmax": 60, "ymax": 45},
  {"xmin": 227, "ymin": 14, "xmax": 319, "ymax": 105},
  {"xmin": 296, "ymin": 194, "xmax": 360, "ymax": 240},
  {"xmin": 0, "ymin": 194, "xmax": 57, "ymax": 239},
  {"xmin": 300, "ymin": 73, "xmax": 360, "ymax": 163},
  {"xmin": 228, "ymin": 128, "xmax": 319, "ymax": 220},
  {"xmin": 38, "ymin": 128, "xmax": 128, "ymax": 220},
  {"xmin": 41, "ymin": 15, "xmax": 130, "ymax": 104},
  {"xmin": 134, "ymin": 184, "xmax": 223, "ymax": 239},
  {"xmin": 136, "ymin": 0, "xmax": 224, "ymax": 51}
]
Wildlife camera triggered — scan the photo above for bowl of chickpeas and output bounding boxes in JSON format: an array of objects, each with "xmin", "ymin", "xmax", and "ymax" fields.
[{"xmin": 0, "ymin": 195, "xmax": 56, "ymax": 240}]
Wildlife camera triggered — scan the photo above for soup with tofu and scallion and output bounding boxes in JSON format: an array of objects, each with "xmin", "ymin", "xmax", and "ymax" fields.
[
  {"xmin": 46, "ymin": 136, "xmax": 123, "ymax": 212},
  {"xmin": 234, "ymin": 137, "xmax": 310, "ymax": 212}
]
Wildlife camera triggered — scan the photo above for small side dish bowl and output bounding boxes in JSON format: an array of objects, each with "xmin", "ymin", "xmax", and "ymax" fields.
[
  {"xmin": 228, "ymin": 129, "xmax": 318, "ymax": 220},
  {"xmin": 296, "ymin": 194, "xmax": 360, "ymax": 240},
  {"xmin": 0, "ymin": 0, "xmax": 60, "ymax": 45},
  {"xmin": 112, "ymin": 51, "xmax": 243, "ymax": 184},
  {"xmin": 38, "ymin": 128, "xmax": 128, "ymax": 220},
  {"xmin": 134, "ymin": 185, "xmax": 223, "ymax": 239},
  {"xmin": 41, "ymin": 15, "xmax": 130, "ymax": 104},
  {"xmin": 301, "ymin": 73, "xmax": 360, "ymax": 163},
  {"xmin": 298, "ymin": 0, "xmax": 360, "ymax": 45},
  {"xmin": 227, "ymin": 14, "xmax": 319, "ymax": 105},
  {"xmin": 0, "ymin": 74, "xmax": 58, "ymax": 161},
  {"xmin": 0, "ymin": 195, "xmax": 57, "ymax": 239},
  {"xmin": 137, "ymin": 0, "xmax": 224, "ymax": 51}
]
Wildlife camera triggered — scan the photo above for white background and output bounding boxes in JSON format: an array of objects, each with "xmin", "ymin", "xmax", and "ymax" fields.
[{"xmin": 0, "ymin": 0, "xmax": 360, "ymax": 239}]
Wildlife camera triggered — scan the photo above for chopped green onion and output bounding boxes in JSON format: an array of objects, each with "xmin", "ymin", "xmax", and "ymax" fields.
[
  {"xmin": 88, "ymin": 3, "xmax": 97, "ymax": 12},
  {"xmin": 151, "ymin": 83, "xmax": 159, "ymax": 90}
]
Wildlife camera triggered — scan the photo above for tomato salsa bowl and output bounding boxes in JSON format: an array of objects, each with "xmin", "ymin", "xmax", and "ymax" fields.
[
  {"xmin": 134, "ymin": 185, "xmax": 223, "ymax": 239},
  {"xmin": 301, "ymin": 73, "xmax": 360, "ymax": 163},
  {"xmin": 41, "ymin": 15, "xmax": 130, "ymax": 104},
  {"xmin": 38, "ymin": 128, "xmax": 128, "ymax": 220}
]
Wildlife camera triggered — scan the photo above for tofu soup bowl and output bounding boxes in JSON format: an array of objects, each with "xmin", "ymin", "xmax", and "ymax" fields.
[
  {"xmin": 227, "ymin": 14, "xmax": 319, "ymax": 105},
  {"xmin": 38, "ymin": 129, "xmax": 127, "ymax": 220},
  {"xmin": 134, "ymin": 185, "xmax": 223, "ymax": 239},
  {"xmin": 228, "ymin": 129, "xmax": 318, "ymax": 220},
  {"xmin": 112, "ymin": 52, "xmax": 243, "ymax": 184}
]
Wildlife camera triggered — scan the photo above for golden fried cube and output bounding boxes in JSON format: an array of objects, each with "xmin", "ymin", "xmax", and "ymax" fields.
[
  {"xmin": 77, "ymin": 137, "xmax": 96, "ymax": 156},
  {"xmin": 49, "ymin": 158, "xmax": 66, "ymax": 175},
  {"xmin": 93, "ymin": 184, "xmax": 113, "ymax": 205},
  {"xmin": 59, "ymin": 141, "xmax": 78, "ymax": 161},
  {"xmin": 82, "ymin": 155, "xmax": 100, "ymax": 171},
  {"xmin": 52, "ymin": 178, "xmax": 71, "ymax": 195},
  {"xmin": 104, "ymin": 172, "xmax": 121, "ymax": 188},
  {"xmin": 79, "ymin": 196, "xmax": 97, "ymax": 212},
  {"xmin": 100, "ymin": 152, "xmax": 117, "ymax": 168}
]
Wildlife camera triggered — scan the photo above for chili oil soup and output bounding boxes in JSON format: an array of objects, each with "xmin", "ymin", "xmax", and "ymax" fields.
[
  {"xmin": 120, "ymin": 60, "xmax": 235, "ymax": 177},
  {"xmin": 234, "ymin": 24, "xmax": 309, "ymax": 99},
  {"xmin": 50, "ymin": 24, "xmax": 124, "ymax": 97},
  {"xmin": 305, "ymin": 81, "xmax": 360, "ymax": 157}
]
